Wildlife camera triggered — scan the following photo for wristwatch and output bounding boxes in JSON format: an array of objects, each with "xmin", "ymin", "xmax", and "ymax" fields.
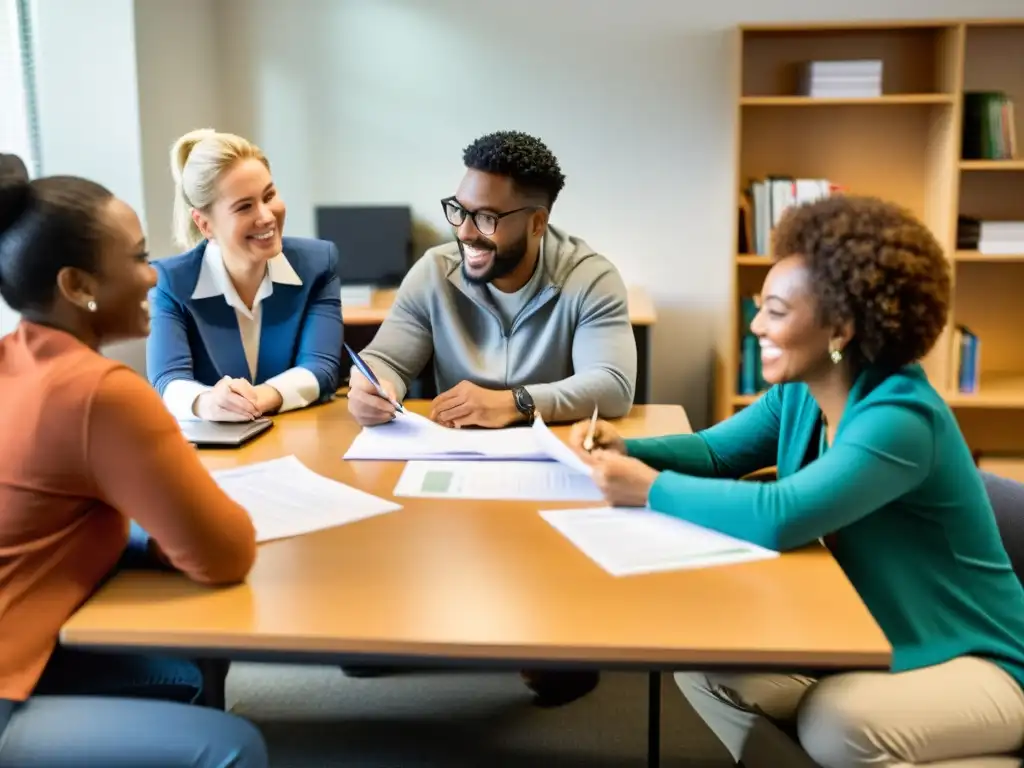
[{"xmin": 512, "ymin": 386, "xmax": 536, "ymax": 423}]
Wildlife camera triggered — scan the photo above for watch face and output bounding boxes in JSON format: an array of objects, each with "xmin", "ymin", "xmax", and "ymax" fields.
[{"xmin": 515, "ymin": 387, "xmax": 534, "ymax": 415}]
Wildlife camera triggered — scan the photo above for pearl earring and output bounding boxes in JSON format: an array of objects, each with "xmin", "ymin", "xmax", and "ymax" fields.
[
  {"xmin": 829, "ymin": 345, "xmax": 843, "ymax": 364},
  {"xmin": 86, "ymin": 300, "xmax": 97, "ymax": 312}
]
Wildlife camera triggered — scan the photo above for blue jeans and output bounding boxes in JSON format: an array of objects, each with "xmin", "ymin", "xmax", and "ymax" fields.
[
  {"xmin": 0, "ymin": 696, "xmax": 267, "ymax": 767},
  {"xmin": 0, "ymin": 524, "xmax": 267, "ymax": 765},
  {"xmin": 32, "ymin": 646, "xmax": 204, "ymax": 703}
]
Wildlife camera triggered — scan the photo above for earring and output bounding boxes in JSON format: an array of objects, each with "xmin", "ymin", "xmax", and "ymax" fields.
[
  {"xmin": 86, "ymin": 300, "xmax": 97, "ymax": 312},
  {"xmin": 829, "ymin": 345, "xmax": 843, "ymax": 364}
]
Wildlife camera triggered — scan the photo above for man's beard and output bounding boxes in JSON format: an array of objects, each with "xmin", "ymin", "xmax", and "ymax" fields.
[{"xmin": 458, "ymin": 232, "xmax": 529, "ymax": 285}]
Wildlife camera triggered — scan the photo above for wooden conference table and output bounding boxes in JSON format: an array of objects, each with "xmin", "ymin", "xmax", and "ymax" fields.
[{"xmin": 61, "ymin": 399, "xmax": 889, "ymax": 766}]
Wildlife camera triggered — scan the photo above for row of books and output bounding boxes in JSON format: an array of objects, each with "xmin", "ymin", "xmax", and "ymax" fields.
[
  {"xmin": 958, "ymin": 217, "xmax": 1024, "ymax": 256},
  {"xmin": 740, "ymin": 177, "xmax": 839, "ymax": 255},
  {"xmin": 737, "ymin": 296, "xmax": 767, "ymax": 396},
  {"xmin": 799, "ymin": 59, "xmax": 882, "ymax": 99},
  {"xmin": 735, "ymin": 299, "xmax": 984, "ymax": 398},
  {"xmin": 962, "ymin": 91, "xmax": 1018, "ymax": 161},
  {"xmin": 953, "ymin": 326, "xmax": 981, "ymax": 394}
]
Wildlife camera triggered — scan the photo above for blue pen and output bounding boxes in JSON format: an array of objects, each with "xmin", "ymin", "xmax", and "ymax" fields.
[{"xmin": 345, "ymin": 343, "xmax": 404, "ymax": 413}]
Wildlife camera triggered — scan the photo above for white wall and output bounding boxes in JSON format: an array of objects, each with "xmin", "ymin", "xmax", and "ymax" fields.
[
  {"xmin": 134, "ymin": 0, "xmax": 222, "ymax": 262},
  {"xmin": 32, "ymin": 0, "xmax": 146, "ymax": 220},
  {"xmin": 30, "ymin": 0, "xmax": 148, "ymax": 370},
  {"xmin": 209, "ymin": 0, "xmax": 1023, "ymax": 427}
]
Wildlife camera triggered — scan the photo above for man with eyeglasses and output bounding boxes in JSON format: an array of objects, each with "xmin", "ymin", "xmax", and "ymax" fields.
[
  {"xmin": 345, "ymin": 130, "xmax": 636, "ymax": 706},
  {"xmin": 348, "ymin": 130, "xmax": 636, "ymax": 434}
]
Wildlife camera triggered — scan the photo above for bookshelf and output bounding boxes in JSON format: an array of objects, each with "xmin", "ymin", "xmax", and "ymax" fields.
[{"xmin": 716, "ymin": 19, "xmax": 1024, "ymax": 456}]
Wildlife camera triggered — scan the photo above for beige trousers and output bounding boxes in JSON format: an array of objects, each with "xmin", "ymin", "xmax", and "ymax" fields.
[{"xmin": 675, "ymin": 656, "xmax": 1024, "ymax": 768}]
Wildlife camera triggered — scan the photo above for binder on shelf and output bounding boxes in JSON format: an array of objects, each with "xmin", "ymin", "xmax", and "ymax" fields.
[{"xmin": 953, "ymin": 325, "xmax": 981, "ymax": 394}]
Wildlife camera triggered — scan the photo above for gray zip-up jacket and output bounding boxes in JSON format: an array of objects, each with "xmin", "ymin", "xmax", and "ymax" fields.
[{"xmin": 360, "ymin": 225, "xmax": 637, "ymax": 422}]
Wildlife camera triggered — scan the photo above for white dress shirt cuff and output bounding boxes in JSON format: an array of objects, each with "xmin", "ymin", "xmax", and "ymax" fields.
[
  {"xmin": 162, "ymin": 379, "xmax": 213, "ymax": 421},
  {"xmin": 263, "ymin": 367, "xmax": 321, "ymax": 413}
]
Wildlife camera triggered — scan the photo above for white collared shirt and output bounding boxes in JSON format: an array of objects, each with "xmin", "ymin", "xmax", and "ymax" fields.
[{"xmin": 162, "ymin": 241, "xmax": 321, "ymax": 420}]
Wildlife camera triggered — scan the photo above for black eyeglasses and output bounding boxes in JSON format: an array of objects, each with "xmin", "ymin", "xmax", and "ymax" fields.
[{"xmin": 441, "ymin": 197, "xmax": 544, "ymax": 236}]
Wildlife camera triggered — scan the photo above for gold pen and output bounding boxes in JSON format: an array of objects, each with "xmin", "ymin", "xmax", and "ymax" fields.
[{"xmin": 582, "ymin": 403, "xmax": 599, "ymax": 452}]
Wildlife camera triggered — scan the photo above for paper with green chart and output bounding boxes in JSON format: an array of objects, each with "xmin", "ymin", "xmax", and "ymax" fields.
[{"xmin": 390, "ymin": 414, "xmax": 600, "ymax": 501}]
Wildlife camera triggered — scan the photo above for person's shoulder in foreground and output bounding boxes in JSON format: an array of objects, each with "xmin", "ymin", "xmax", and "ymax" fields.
[{"xmin": 0, "ymin": 158, "xmax": 268, "ymax": 768}]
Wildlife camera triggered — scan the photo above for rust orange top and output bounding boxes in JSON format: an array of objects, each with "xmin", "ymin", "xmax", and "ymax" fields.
[{"xmin": 0, "ymin": 321, "xmax": 256, "ymax": 700}]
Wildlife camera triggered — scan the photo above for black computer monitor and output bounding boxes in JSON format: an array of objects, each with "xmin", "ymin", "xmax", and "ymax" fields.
[{"xmin": 315, "ymin": 205, "xmax": 413, "ymax": 287}]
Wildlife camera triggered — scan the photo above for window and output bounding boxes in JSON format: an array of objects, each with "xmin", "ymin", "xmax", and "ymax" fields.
[
  {"xmin": 0, "ymin": 0, "xmax": 38, "ymax": 175},
  {"xmin": 0, "ymin": 0, "xmax": 36, "ymax": 333}
]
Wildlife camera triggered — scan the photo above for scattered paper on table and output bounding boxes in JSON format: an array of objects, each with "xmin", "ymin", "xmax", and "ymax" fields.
[
  {"xmin": 344, "ymin": 409, "xmax": 546, "ymax": 461},
  {"xmin": 540, "ymin": 507, "xmax": 778, "ymax": 576},
  {"xmin": 393, "ymin": 460, "xmax": 604, "ymax": 501},
  {"xmin": 211, "ymin": 455, "xmax": 401, "ymax": 542}
]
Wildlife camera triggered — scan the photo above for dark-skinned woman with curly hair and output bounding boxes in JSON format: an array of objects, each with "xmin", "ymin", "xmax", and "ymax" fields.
[{"xmin": 567, "ymin": 195, "xmax": 1024, "ymax": 767}]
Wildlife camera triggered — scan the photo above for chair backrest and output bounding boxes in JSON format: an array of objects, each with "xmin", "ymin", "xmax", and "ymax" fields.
[{"xmin": 981, "ymin": 470, "xmax": 1024, "ymax": 585}]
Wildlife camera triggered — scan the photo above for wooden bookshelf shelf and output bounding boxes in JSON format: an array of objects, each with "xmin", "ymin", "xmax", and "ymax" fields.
[
  {"xmin": 740, "ymin": 95, "xmax": 954, "ymax": 106},
  {"xmin": 960, "ymin": 160, "xmax": 1024, "ymax": 171},
  {"xmin": 732, "ymin": 393, "xmax": 763, "ymax": 406},
  {"xmin": 977, "ymin": 456, "xmax": 1024, "ymax": 483},
  {"xmin": 946, "ymin": 374, "xmax": 1024, "ymax": 408},
  {"xmin": 717, "ymin": 19, "xmax": 1024, "ymax": 455},
  {"xmin": 955, "ymin": 251, "xmax": 1024, "ymax": 262}
]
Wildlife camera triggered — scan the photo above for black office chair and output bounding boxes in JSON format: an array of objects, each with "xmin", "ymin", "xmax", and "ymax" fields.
[{"xmin": 981, "ymin": 471, "xmax": 1024, "ymax": 585}]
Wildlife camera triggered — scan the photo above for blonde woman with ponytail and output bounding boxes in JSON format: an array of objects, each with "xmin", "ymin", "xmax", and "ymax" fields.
[{"xmin": 147, "ymin": 129, "xmax": 343, "ymax": 422}]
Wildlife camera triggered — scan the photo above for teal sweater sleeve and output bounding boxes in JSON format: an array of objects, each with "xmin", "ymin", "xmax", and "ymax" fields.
[
  {"xmin": 647, "ymin": 402, "xmax": 933, "ymax": 551},
  {"xmin": 624, "ymin": 386, "xmax": 782, "ymax": 478}
]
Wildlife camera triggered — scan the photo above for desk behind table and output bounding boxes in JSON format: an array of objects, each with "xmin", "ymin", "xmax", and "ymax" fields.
[{"xmin": 341, "ymin": 286, "xmax": 657, "ymax": 403}]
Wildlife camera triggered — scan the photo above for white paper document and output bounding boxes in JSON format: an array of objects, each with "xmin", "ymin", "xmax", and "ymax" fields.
[
  {"xmin": 344, "ymin": 411, "xmax": 594, "ymax": 474},
  {"xmin": 344, "ymin": 409, "xmax": 547, "ymax": 461},
  {"xmin": 393, "ymin": 460, "xmax": 604, "ymax": 501},
  {"xmin": 531, "ymin": 415, "xmax": 592, "ymax": 475},
  {"xmin": 540, "ymin": 507, "xmax": 778, "ymax": 576},
  {"xmin": 211, "ymin": 455, "xmax": 401, "ymax": 542}
]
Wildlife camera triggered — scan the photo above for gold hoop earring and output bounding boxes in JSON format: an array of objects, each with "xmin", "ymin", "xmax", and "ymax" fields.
[{"xmin": 829, "ymin": 346, "xmax": 843, "ymax": 364}]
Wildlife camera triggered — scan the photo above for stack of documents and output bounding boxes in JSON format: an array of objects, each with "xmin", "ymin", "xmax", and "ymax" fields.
[
  {"xmin": 351, "ymin": 411, "xmax": 602, "ymax": 501},
  {"xmin": 211, "ymin": 455, "xmax": 401, "ymax": 542},
  {"xmin": 344, "ymin": 410, "xmax": 547, "ymax": 461},
  {"xmin": 541, "ymin": 507, "xmax": 778, "ymax": 576}
]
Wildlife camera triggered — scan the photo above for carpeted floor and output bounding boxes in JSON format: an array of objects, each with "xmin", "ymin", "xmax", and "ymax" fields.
[{"xmin": 226, "ymin": 663, "xmax": 734, "ymax": 766}]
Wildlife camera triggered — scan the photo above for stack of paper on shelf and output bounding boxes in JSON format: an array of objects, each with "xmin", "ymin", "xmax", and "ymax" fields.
[{"xmin": 799, "ymin": 59, "xmax": 882, "ymax": 98}]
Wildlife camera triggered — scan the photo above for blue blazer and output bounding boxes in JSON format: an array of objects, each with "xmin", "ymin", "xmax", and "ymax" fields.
[{"xmin": 147, "ymin": 236, "xmax": 343, "ymax": 401}]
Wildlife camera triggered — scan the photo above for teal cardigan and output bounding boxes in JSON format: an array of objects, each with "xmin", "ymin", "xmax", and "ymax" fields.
[{"xmin": 627, "ymin": 363, "xmax": 1024, "ymax": 685}]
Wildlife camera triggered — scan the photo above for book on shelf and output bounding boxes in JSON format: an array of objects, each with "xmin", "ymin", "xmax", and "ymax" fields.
[
  {"xmin": 737, "ymin": 295, "xmax": 767, "ymax": 396},
  {"xmin": 957, "ymin": 216, "xmax": 1024, "ymax": 255},
  {"xmin": 741, "ymin": 177, "xmax": 840, "ymax": 256},
  {"xmin": 799, "ymin": 59, "xmax": 883, "ymax": 98},
  {"xmin": 962, "ymin": 91, "xmax": 1017, "ymax": 160},
  {"xmin": 953, "ymin": 325, "xmax": 981, "ymax": 394}
]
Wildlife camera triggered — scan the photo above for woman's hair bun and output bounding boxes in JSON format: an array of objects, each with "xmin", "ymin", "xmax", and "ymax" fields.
[
  {"xmin": 170, "ymin": 128, "xmax": 217, "ymax": 185},
  {"xmin": 0, "ymin": 154, "xmax": 32, "ymax": 237}
]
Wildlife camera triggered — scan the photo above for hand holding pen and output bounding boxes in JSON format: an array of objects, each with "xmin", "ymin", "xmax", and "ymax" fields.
[
  {"xmin": 345, "ymin": 343, "xmax": 405, "ymax": 426},
  {"xmin": 568, "ymin": 406, "xmax": 626, "ymax": 457}
]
